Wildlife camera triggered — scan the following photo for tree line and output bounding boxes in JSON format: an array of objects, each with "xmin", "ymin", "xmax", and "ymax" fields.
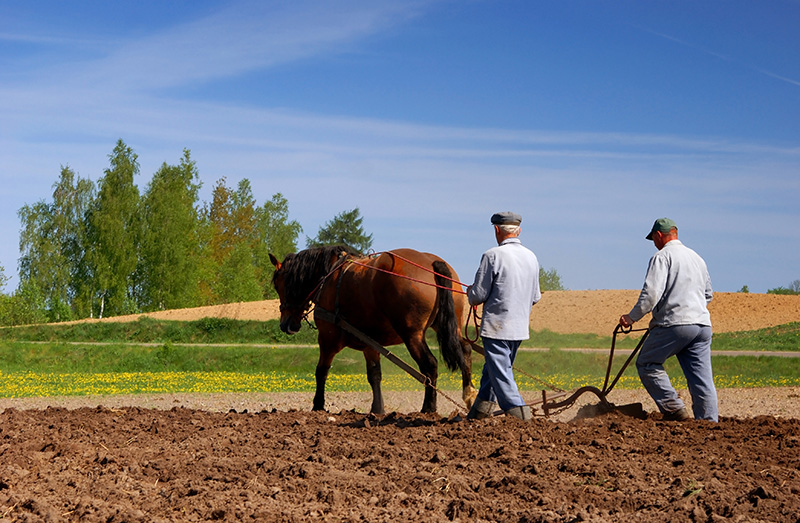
[
  {"xmin": 0, "ymin": 139, "xmax": 569, "ymax": 326},
  {"xmin": 738, "ymin": 281, "xmax": 800, "ymax": 295},
  {"xmin": 0, "ymin": 139, "xmax": 373, "ymax": 325}
]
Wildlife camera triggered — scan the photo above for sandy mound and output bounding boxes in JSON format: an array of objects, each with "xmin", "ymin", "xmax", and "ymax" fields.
[
  {"xmin": 530, "ymin": 290, "xmax": 800, "ymax": 335},
  {"xmin": 79, "ymin": 290, "xmax": 799, "ymax": 336}
]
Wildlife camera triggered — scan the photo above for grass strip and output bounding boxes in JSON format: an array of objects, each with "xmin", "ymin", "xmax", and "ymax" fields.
[
  {"xmin": 2, "ymin": 318, "xmax": 798, "ymax": 351},
  {"xmin": 2, "ymin": 346, "xmax": 798, "ymax": 398},
  {"xmin": 0, "ymin": 316, "xmax": 318, "ymax": 345}
]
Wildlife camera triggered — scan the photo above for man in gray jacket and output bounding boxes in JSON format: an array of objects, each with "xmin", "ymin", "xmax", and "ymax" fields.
[
  {"xmin": 620, "ymin": 218, "xmax": 718, "ymax": 422},
  {"xmin": 466, "ymin": 211, "xmax": 541, "ymax": 421}
]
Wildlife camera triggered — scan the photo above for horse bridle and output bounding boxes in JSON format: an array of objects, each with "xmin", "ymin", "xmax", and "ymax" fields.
[{"xmin": 283, "ymin": 250, "xmax": 353, "ymax": 329}]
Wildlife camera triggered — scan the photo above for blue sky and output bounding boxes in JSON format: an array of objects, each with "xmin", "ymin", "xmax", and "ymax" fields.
[{"xmin": 1, "ymin": 1, "xmax": 798, "ymax": 294}]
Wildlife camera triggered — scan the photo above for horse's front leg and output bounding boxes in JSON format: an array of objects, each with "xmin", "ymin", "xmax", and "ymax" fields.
[
  {"xmin": 314, "ymin": 336, "xmax": 343, "ymax": 411},
  {"xmin": 364, "ymin": 348, "xmax": 385, "ymax": 414},
  {"xmin": 313, "ymin": 358, "xmax": 332, "ymax": 411}
]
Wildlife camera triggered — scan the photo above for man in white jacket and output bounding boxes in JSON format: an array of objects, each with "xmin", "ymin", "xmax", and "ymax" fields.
[
  {"xmin": 466, "ymin": 211, "xmax": 541, "ymax": 421},
  {"xmin": 620, "ymin": 218, "xmax": 718, "ymax": 422}
]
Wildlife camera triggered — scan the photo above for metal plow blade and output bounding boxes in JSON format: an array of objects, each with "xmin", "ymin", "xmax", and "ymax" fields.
[{"xmin": 574, "ymin": 400, "xmax": 647, "ymax": 420}]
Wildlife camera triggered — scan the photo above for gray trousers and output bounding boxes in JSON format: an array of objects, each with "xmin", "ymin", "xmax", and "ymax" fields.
[
  {"xmin": 476, "ymin": 337, "xmax": 526, "ymax": 411},
  {"xmin": 636, "ymin": 324, "xmax": 718, "ymax": 422}
]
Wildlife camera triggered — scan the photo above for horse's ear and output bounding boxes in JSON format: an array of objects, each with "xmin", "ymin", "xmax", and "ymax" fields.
[{"xmin": 269, "ymin": 253, "xmax": 282, "ymax": 270}]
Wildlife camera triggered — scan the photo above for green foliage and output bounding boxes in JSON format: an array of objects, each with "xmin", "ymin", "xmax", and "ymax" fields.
[
  {"xmin": 202, "ymin": 178, "xmax": 271, "ymax": 304},
  {"xmin": 139, "ymin": 150, "xmax": 203, "ymax": 311},
  {"xmin": 17, "ymin": 166, "xmax": 95, "ymax": 321},
  {"xmin": 539, "ymin": 266, "xmax": 566, "ymax": 291},
  {"xmin": 85, "ymin": 139, "xmax": 142, "ymax": 317},
  {"xmin": 306, "ymin": 207, "xmax": 373, "ymax": 254},
  {"xmin": 8, "ymin": 280, "xmax": 48, "ymax": 326},
  {"xmin": 767, "ymin": 287, "xmax": 796, "ymax": 295},
  {"xmin": 737, "ymin": 285, "xmax": 750, "ymax": 293},
  {"xmin": 766, "ymin": 280, "xmax": 800, "ymax": 295},
  {"xmin": 0, "ymin": 293, "xmax": 44, "ymax": 327},
  {"xmin": 215, "ymin": 243, "xmax": 264, "ymax": 303},
  {"xmin": 13, "ymin": 141, "xmax": 304, "ymax": 325},
  {"xmin": 256, "ymin": 193, "xmax": 302, "ymax": 299}
]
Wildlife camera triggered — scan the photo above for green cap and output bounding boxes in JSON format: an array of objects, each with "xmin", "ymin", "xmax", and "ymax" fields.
[{"xmin": 646, "ymin": 217, "xmax": 677, "ymax": 240}]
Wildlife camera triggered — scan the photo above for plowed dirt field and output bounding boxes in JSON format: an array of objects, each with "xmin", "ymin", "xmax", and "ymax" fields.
[{"xmin": 1, "ymin": 291, "xmax": 799, "ymax": 522}]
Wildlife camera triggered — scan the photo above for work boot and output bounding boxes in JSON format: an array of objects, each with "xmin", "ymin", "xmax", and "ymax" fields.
[
  {"xmin": 662, "ymin": 407, "xmax": 691, "ymax": 421},
  {"xmin": 466, "ymin": 398, "xmax": 496, "ymax": 420},
  {"xmin": 504, "ymin": 405, "xmax": 532, "ymax": 421}
]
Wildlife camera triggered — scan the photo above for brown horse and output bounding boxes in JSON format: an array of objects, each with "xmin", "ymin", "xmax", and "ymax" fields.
[{"xmin": 269, "ymin": 245, "xmax": 477, "ymax": 414}]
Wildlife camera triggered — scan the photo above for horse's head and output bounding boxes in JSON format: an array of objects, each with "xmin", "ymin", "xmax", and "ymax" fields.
[
  {"xmin": 269, "ymin": 252, "xmax": 305, "ymax": 334},
  {"xmin": 270, "ymin": 245, "xmax": 359, "ymax": 335}
]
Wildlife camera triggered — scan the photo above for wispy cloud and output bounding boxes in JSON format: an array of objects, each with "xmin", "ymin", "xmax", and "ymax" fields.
[
  {"xmin": 0, "ymin": 32, "xmax": 112, "ymax": 46},
  {"xmin": 637, "ymin": 25, "xmax": 800, "ymax": 89},
  {"xmin": 753, "ymin": 68, "xmax": 800, "ymax": 88},
  {"xmin": 58, "ymin": 1, "xmax": 430, "ymax": 92}
]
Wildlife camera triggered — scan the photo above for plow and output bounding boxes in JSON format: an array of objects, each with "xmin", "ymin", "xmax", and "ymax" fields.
[
  {"xmin": 468, "ymin": 324, "xmax": 652, "ymax": 420},
  {"xmin": 531, "ymin": 324, "xmax": 650, "ymax": 419}
]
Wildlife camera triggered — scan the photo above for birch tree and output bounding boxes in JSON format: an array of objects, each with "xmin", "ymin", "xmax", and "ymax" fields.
[
  {"xmin": 18, "ymin": 166, "xmax": 94, "ymax": 321},
  {"xmin": 256, "ymin": 192, "xmax": 302, "ymax": 298},
  {"xmin": 86, "ymin": 139, "xmax": 141, "ymax": 318},
  {"xmin": 140, "ymin": 149, "xmax": 202, "ymax": 310}
]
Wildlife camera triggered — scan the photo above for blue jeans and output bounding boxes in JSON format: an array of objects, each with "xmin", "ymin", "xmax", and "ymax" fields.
[
  {"xmin": 636, "ymin": 325, "xmax": 718, "ymax": 422},
  {"xmin": 477, "ymin": 337, "xmax": 526, "ymax": 411}
]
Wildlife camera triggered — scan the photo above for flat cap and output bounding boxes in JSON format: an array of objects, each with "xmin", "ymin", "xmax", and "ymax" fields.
[
  {"xmin": 646, "ymin": 217, "xmax": 677, "ymax": 240},
  {"xmin": 491, "ymin": 211, "xmax": 522, "ymax": 226}
]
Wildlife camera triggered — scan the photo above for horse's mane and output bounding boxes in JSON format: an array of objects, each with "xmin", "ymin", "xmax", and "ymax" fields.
[{"xmin": 276, "ymin": 244, "xmax": 360, "ymax": 305}]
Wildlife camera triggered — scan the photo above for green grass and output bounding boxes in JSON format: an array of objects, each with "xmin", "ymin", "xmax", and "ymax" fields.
[
  {"xmin": 711, "ymin": 322, "xmax": 800, "ymax": 351},
  {"xmin": 0, "ymin": 316, "xmax": 318, "ymax": 345},
  {"xmin": 4, "ymin": 318, "xmax": 796, "ymax": 352},
  {"xmin": 0, "ymin": 320, "xmax": 797, "ymax": 398},
  {"xmin": 1, "ymin": 342, "xmax": 799, "ymax": 398}
]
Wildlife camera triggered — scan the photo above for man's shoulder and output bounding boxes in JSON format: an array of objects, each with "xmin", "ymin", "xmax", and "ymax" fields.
[
  {"xmin": 665, "ymin": 240, "xmax": 705, "ymax": 259},
  {"xmin": 497, "ymin": 240, "xmax": 535, "ymax": 253},
  {"xmin": 656, "ymin": 241, "xmax": 708, "ymax": 274},
  {"xmin": 498, "ymin": 243, "xmax": 539, "ymax": 269}
]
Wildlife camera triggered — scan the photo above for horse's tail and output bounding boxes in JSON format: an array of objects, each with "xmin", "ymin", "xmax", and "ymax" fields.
[{"xmin": 433, "ymin": 261, "xmax": 466, "ymax": 372}]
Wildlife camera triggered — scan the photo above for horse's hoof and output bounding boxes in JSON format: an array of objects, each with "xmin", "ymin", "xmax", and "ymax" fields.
[{"xmin": 463, "ymin": 387, "xmax": 478, "ymax": 410}]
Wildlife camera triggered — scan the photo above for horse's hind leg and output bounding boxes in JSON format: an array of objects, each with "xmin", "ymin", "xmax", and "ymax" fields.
[
  {"xmin": 460, "ymin": 338, "xmax": 478, "ymax": 409},
  {"xmin": 364, "ymin": 349, "xmax": 385, "ymax": 414},
  {"xmin": 405, "ymin": 334, "xmax": 438, "ymax": 413}
]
